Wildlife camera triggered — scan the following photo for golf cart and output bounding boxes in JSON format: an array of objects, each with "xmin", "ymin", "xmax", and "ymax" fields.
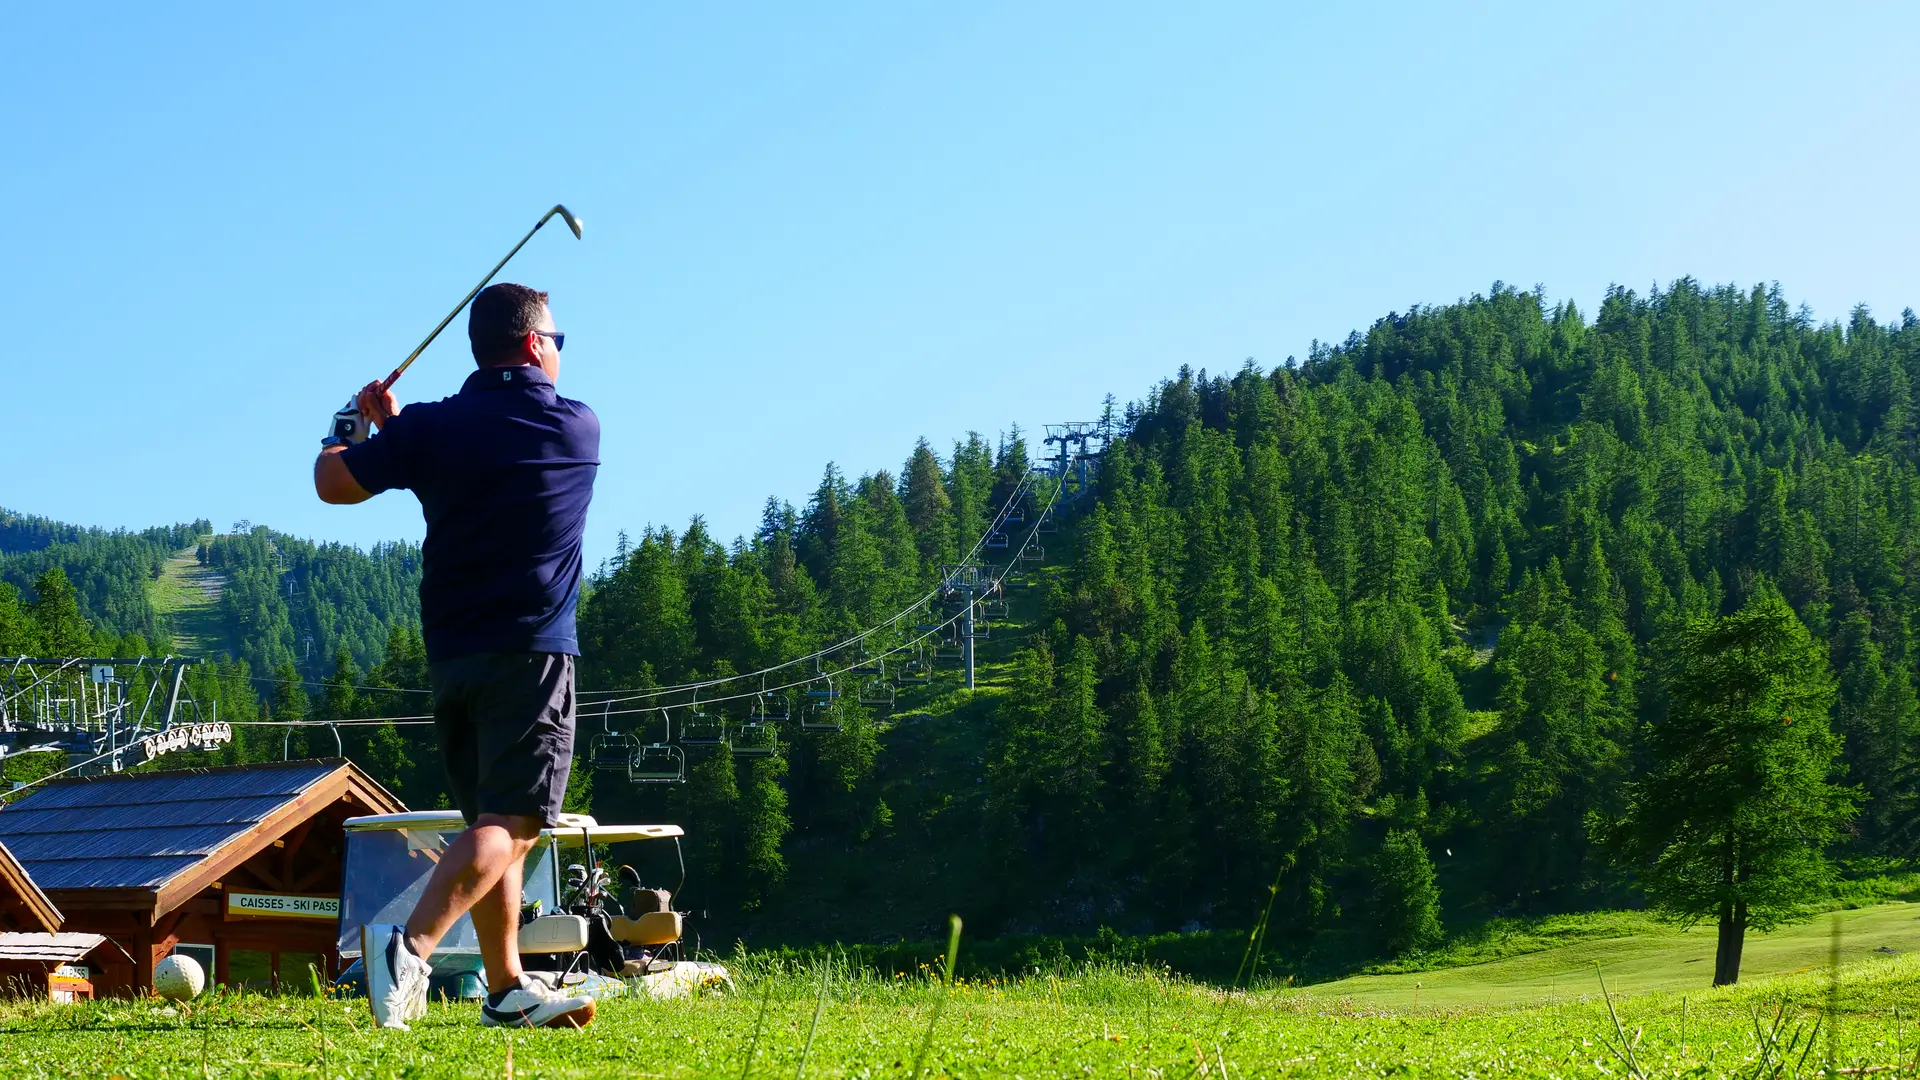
[{"xmin": 334, "ymin": 811, "xmax": 731, "ymax": 1001}]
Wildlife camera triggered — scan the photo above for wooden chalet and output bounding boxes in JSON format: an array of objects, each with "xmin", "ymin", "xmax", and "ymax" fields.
[{"xmin": 0, "ymin": 759, "xmax": 403, "ymax": 995}]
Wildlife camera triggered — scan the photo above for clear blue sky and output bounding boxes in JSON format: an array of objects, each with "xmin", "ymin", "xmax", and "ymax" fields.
[{"xmin": 5, "ymin": 3, "xmax": 1916, "ymax": 565}]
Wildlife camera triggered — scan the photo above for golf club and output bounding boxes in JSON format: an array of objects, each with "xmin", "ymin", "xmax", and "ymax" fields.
[{"xmin": 379, "ymin": 203, "xmax": 584, "ymax": 393}]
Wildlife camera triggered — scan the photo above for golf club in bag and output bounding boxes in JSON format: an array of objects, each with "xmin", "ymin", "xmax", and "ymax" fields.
[{"xmin": 327, "ymin": 204, "xmax": 584, "ymax": 443}]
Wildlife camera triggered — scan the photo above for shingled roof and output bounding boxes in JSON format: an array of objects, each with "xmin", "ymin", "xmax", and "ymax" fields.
[{"xmin": 0, "ymin": 759, "xmax": 402, "ymax": 917}]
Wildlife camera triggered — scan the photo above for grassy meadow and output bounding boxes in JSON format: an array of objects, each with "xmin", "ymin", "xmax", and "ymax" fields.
[{"xmin": 4, "ymin": 903, "xmax": 1918, "ymax": 1079}]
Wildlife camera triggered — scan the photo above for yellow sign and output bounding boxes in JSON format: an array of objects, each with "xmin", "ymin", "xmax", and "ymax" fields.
[{"xmin": 226, "ymin": 892, "xmax": 340, "ymax": 920}]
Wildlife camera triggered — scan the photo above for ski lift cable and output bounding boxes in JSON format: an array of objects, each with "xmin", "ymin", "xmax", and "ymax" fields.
[
  {"xmin": 0, "ymin": 711, "xmax": 334, "ymax": 804},
  {"xmin": 574, "ymin": 470, "xmax": 1049, "ymax": 704},
  {"xmin": 575, "ymin": 512, "xmax": 1076, "ymax": 719},
  {"xmin": 583, "ymin": 602, "xmax": 972, "ymax": 719},
  {"xmin": 577, "ymin": 469, "xmax": 1041, "ymax": 702},
  {"xmin": 225, "ymin": 715, "xmax": 438, "ymax": 726}
]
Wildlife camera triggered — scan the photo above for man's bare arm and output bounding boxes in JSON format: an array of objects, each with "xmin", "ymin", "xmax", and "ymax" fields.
[{"xmin": 315, "ymin": 447, "xmax": 372, "ymax": 504}]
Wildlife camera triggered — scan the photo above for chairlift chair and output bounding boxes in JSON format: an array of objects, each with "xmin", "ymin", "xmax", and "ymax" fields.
[
  {"xmin": 748, "ymin": 693, "xmax": 790, "ymax": 724},
  {"xmin": 857, "ymin": 679, "xmax": 896, "ymax": 708},
  {"xmin": 1019, "ymin": 545, "xmax": 1043, "ymax": 563},
  {"xmin": 588, "ymin": 705, "xmax": 642, "ymax": 774},
  {"xmin": 630, "ymin": 743, "xmax": 687, "ymax": 784},
  {"xmin": 901, "ymin": 655, "xmax": 933, "ymax": 684},
  {"xmin": 729, "ymin": 721, "xmax": 778, "ymax": 757},
  {"xmin": 589, "ymin": 731, "xmax": 642, "ymax": 774},
  {"xmin": 805, "ymin": 673, "xmax": 841, "ymax": 701},
  {"xmin": 800, "ymin": 696, "xmax": 843, "ymax": 732},
  {"xmin": 985, "ymin": 532, "xmax": 1009, "ymax": 550},
  {"xmin": 677, "ymin": 709, "xmax": 728, "ymax": 748}
]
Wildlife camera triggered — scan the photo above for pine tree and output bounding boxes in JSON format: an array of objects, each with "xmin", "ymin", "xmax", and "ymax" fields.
[
  {"xmin": 0, "ymin": 583, "xmax": 31, "ymax": 655},
  {"xmin": 271, "ymin": 660, "xmax": 311, "ymax": 760},
  {"xmin": 1485, "ymin": 560, "xmax": 1623, "ymax": 903},
  {"xmin": 1607, "ymin": 587, "xmax": 1856, "ymax": 985},
  {"xmin": 1372, "ymin": 828, "xmax": 1443, "ymax": 955},
  {"xmin": 28, "ymin": 568, "xmax": 91, "ymax": 655},
  {"xmin": 738, "ymin": 752, "xmax": 790, "ymax": 909},
  {"xmin": 1042, "ymin": 636, "xmax": 1109, "ymax": 855},
  {"xmin": 686, "ymin": 750, "xmax": 739, "ymax": 909},
  {"xmin": 902, "ymin": 438, "xmax": 956, "ymax": 570},
  {"xmin": 1829, "ymin": 612, "xmax": 1920, "ymax": 847}
]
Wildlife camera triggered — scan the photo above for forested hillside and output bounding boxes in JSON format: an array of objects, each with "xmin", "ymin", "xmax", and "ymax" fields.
[
  {"xmin": 0, "ymin": 510, "xmax": 207, "ymax": 641},
  {"xmin": 0, "ymin": 514, "xmax": 421, "ymax": 678},
  {"xmin": 564, "ymin": 278, "xmax": 1919, "ymax": 951},
  {"xmin": 5, "ymin": 278, "xmax": 1916, "ymax": 965},
  {"xmin": 196, "ymin": 528, "xmax": 422, "ymax": 677}
]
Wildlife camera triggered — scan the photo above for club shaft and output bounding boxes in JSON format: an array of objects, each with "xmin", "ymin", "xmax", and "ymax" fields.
[{"xmin": 377, "ymin": 214, "xmax": 555, "ymax": 392}]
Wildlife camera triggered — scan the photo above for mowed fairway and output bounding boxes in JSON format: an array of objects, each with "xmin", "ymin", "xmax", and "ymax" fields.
[
  {"xmin": 1300, "ymin": 900, "xmax": 1920, "ymax": 1007},
  {"xmin": 2, "ymin": 938, "xmax": 1917, "ymax": 1079}
]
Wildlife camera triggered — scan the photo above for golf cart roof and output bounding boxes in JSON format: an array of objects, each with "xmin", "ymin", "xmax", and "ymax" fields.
[{"xmin": 341, "ymin": 811, "xmax": 682, "ymax": 842}]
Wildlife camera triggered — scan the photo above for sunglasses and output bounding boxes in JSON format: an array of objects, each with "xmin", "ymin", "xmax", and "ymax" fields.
[{"xmin": 533, "ymin": 330, "xmax": 565, "ymax": 352}]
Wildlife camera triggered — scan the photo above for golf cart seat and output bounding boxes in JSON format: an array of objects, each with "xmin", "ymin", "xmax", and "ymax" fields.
[
  {"xmin": 610, "ymin": 911, "xmax": 683, "ymax": 946},
  {"xmin": 518, "ymin": 914, "xmax": 590, "ymax": 955}
]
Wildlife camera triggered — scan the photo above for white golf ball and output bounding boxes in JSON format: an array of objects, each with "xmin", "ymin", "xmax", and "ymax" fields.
[{"xmin": 154, "ymin": 954, "xmax": 206, "ymax": 1001}]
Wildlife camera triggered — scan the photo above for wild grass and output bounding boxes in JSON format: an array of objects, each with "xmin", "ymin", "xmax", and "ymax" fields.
[{"xmin": 1, "ymin": 949, "xmax": 1915, "ymax": 1078}]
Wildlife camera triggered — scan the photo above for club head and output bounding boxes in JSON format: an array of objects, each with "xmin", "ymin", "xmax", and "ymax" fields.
[{"xmin": 545, "ymin": 204, "xmax": 584, "ymax": 239}]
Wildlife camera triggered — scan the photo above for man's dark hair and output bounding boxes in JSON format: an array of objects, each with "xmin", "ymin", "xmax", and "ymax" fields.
[{"xmin": 468, "ymin": 283, "xmax": 550, "ymax": 366}]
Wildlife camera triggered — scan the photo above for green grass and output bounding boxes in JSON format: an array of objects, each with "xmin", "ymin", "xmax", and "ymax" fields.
[
  {"xmin": 2, "ymin": 948, "xmax": 1917, "ymax": 1078},
  {"xmin": 1304, "ymin": 900, "xmax": 1920, "ymax": 1007},
  {"xmin": 146, "ymin": 542, "xmax": 229, "ymax": 657}
]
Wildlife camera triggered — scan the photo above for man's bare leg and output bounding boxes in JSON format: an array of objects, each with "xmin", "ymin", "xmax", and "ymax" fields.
[
  {"xmin": 467, "ymin": 834, "xmax": 531, "ymax": 993},
  {"xmin": 404, "ymin": 812, "xmax": 542, "ymax": 992}
]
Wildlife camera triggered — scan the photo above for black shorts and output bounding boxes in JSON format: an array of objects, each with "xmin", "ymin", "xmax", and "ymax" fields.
[{"xmin": 428, "ymin": 652, "xmax": 576, "ymax": 827}]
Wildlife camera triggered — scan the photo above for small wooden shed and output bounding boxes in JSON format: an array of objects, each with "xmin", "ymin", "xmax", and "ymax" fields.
[
  {"xmin": 0, "ymin": 837, "xmax": 128, "ymax": 999},
  {"xmin": 0, "ymin": 759, "xmax": 403, "ymax": 995}
]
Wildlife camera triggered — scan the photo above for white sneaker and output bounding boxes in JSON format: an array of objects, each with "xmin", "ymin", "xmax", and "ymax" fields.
[
  {"xmin": 479, "ymin": 974, "xmax": 597, "ymax": 1029},
  {"xmin": 361, "ymin": 923, "xmax": 431, "ymax": 1030}
]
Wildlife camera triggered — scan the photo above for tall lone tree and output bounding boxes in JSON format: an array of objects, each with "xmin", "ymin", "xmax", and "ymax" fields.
[{"xmin": 1607, "ymin": 587, "xmax": 1856, "ymax": 985}]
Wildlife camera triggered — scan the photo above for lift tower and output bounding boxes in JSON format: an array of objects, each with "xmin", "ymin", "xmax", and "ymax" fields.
[{"xmin": 0, "ymin": 656, "xmax": 230, "ymax": 777}]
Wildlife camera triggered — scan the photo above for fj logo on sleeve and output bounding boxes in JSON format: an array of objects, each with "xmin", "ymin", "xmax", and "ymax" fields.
[{"xmin": 504, "ymin": 371, "xmax": 511, "ymax": 381}]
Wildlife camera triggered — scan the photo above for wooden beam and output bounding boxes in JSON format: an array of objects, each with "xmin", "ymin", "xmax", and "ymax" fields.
[
  {"xmin": 41, "ymin": 887, "xmax": 156, "ymax": 913},
  {"xmin": 0, "ymin": 840, "xmax": 63, "ymax": 934},
  {"xmin": 279, "ymin": 818, "xmax": 317, "ymax": 886},
  {"xmin": 132, "ymin": 924, "xmax": 152, "ymax": 994},
  {"xmin": 289, "ymin": 861, "xmax": 341, "ymax": 894}
]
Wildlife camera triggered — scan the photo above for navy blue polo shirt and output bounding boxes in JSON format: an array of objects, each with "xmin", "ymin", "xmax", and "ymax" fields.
[{"xmin": 340, "ymin": 365, "xmax": 599, "ymax": 663}]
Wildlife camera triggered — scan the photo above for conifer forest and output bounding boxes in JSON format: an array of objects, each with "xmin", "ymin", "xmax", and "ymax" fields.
[{"xmin": 5, "ymin": 278, "xmax": 1917, "ymax": 976}]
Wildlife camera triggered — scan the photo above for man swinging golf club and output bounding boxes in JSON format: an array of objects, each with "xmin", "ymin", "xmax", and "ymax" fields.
[{"xmin": 314, "ymin": 282, "xmax": 599, "ymax": 1030}]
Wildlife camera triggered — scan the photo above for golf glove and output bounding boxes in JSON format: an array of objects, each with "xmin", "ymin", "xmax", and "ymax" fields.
[{"xmin": 323, "ymin": 398, "xmax": 369, "ymax": 448}]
